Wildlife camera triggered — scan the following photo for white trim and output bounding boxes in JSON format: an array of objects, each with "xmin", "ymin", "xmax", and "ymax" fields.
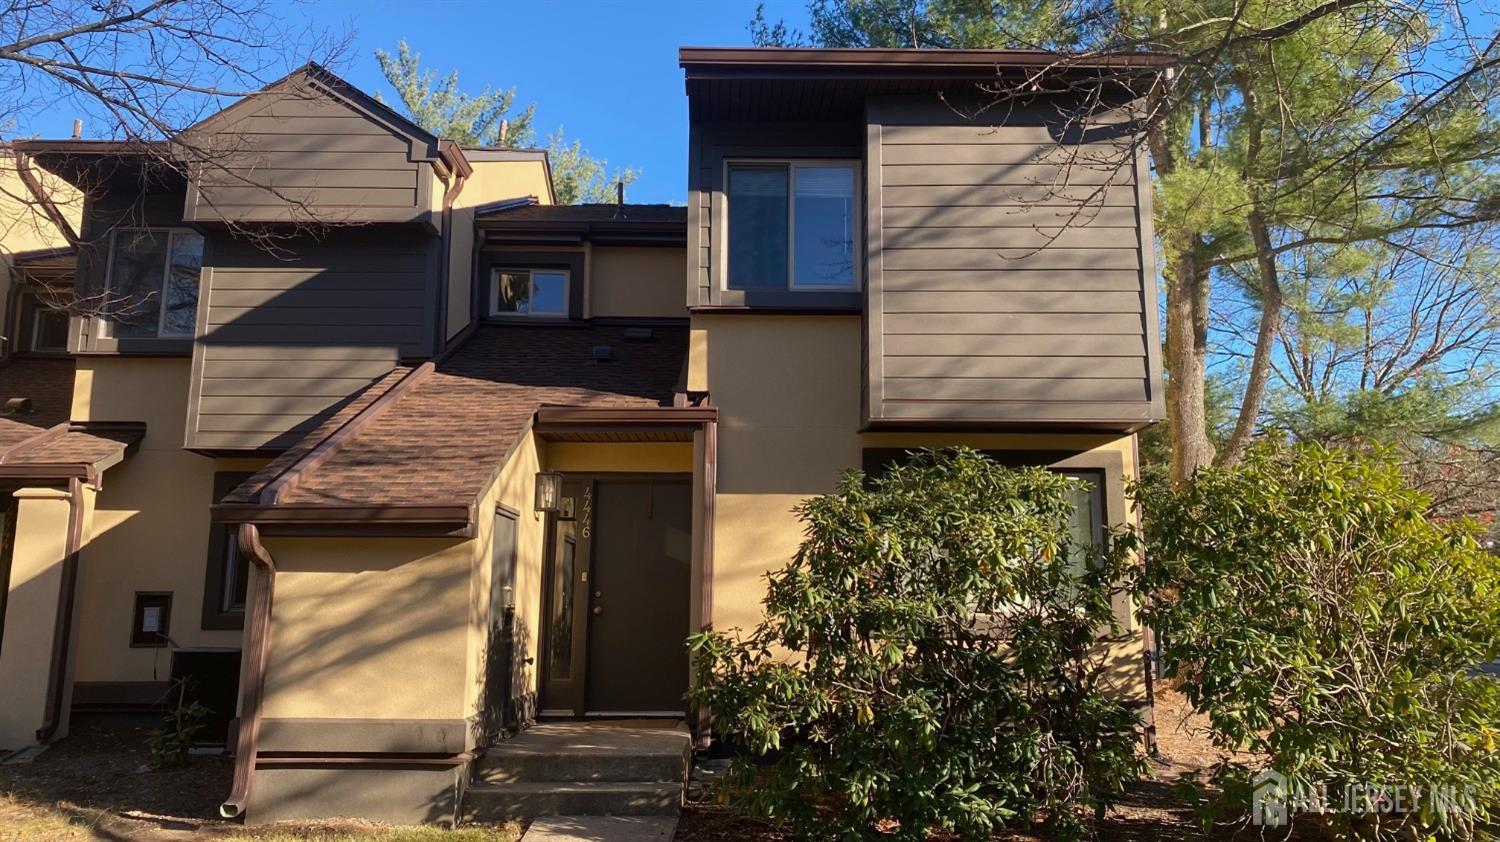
[
  {"xmin": 489, "ymin": 267, "xmax": 570, "ymax": 318},
  {"xmin": 721, "ymin": 158, "xmax": 863, "ymax": 293}
]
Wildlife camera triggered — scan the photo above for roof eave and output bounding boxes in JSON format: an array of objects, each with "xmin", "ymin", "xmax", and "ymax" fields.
[{"xmin": 679, "ymin": 46, "xmax": 1175, "ymax": 77}]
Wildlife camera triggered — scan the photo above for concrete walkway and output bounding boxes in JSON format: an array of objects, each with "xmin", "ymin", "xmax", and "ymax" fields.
[{"xmin": 520, "ymin": 815, "xmax": 677, "ymax": 842}]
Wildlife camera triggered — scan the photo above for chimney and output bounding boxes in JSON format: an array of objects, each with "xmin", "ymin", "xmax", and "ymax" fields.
[
  {"xmin": 71, "ymin": 120, "xmax": 82, "ymax": 139},
  {"xmin": 499, "ymin": 119, "xmax": 509, "ymax": 147},
  {"xmin": 612, "ymin": 180, "xmax": 626, "ymax": 219}
]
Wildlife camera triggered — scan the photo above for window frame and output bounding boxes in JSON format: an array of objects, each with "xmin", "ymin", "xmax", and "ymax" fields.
[
  {"xmin": 130, "ymin": 591, "xmax": 173, "ymax": 648},
  {"xmin": 100, "ymin": 227, "xmax": 204, "ymax": 340},
  {"xmin": 723, "ymin": 158, "xmax": 863, "ymax": 293},
  {"xmin": 201, "ymin": 471, "xmax": 255, "ymax": 630},
  {"xmin": 488, "ymin": 267, "xmax": 571, "ymax": 319}
]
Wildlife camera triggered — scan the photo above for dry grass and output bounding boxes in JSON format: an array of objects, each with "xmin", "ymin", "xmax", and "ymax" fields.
[{"xmin": 0, "ymin": 794, "xmax": 521, "ymax": 842}]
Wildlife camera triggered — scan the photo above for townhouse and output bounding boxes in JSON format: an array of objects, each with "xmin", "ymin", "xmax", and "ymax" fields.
[{"xmin": 0, "ymin": 47, "xmax": 1165, "ymax": 824}]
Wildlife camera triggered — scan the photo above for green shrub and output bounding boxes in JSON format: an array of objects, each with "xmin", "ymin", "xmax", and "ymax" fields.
[
  {"xmin": 148, "ymin": 679, "xmax": 211, "ymax": 768},
  {"xmin": 1135, "ymin": 443, "xmax": 1500, "ymax": 839},
  {"xmin": 689, "ymin": 448, "xmax": 1145, "ymax": 841}
]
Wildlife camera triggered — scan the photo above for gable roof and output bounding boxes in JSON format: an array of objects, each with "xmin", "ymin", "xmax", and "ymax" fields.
[{"xmin": 20, "ymin": 62, "xmax": 473, "ymax": 183}]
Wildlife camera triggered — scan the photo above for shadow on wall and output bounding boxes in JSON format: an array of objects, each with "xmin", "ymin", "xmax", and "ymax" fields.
[
  {"xmin": 477, "ymin": 604, "xmax": 536, "ymax": 745},
  {"xmin": 259, "ymin": 537, "xmax": 471, "ymax": 721},
  {"xmin": 188, "ymin": 227, "xmax": 430, "ymax": 451}
]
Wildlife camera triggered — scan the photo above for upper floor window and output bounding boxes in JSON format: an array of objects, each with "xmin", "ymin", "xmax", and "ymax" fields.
[
  {"xmin": 727, "ymin": 161, "xmax": 859, "ymax": 291},
  {"xmin": 103, "ymin": 228, "xmax": 203, "ymax": 338},
  {"xmin": 491, "ymin": 268, "xmax": 568, "ymax": 318}
]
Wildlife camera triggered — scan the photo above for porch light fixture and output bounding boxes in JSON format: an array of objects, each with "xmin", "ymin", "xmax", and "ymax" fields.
[{"xmin": 534, "ymin": 471, "xmax": 564, "ymax": 513}]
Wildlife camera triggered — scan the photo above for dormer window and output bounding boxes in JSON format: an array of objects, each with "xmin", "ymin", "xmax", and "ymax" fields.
[
  {"xmin": 491, "ymin": 268, "xmax": 569, "ymax": 318},
  {"xmin": 726, "ymin": 161, "xmax": 860, "ymax": 291},
  {"xmin": 102, "ymin": 228, "xmax": 203, "ymax": 338}
]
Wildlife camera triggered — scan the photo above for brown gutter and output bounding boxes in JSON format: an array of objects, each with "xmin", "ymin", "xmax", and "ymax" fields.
[
  {"xmin": 534, "ymin": 406, "xmax": 718, "ymax": 427},
  {"xmin": 14, "ymin": 151, "xmax": 80, "ymax": 246},
  {"xmin": 221, "ymin": 523, "xmax": 276, "ymax": 819},
  {"xmin": 35, "ymin": 477, "xmax": 85, "ymax": 743}
]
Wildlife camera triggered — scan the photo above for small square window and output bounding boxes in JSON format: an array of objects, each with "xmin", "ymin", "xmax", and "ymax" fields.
[
  {"xmin": 131, "ymin": 592, "xmax": 172, "ymax": 648},
  {"xmin": 491, "ymin": 268, "xmax": 568, "ymax": 318}
]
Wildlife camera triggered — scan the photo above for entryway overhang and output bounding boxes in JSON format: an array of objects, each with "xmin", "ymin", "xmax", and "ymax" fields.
[{"xmin": 533, "ymin": 406, "xmax": 717, "ymax": 443}]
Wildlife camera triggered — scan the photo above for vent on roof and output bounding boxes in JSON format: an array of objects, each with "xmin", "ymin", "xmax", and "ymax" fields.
[
  {"xmin": 592, "ymin": 345, "xmax": 614, "ymax": 362},
  {"xmin": 3, "ymin": 397, "xmax": 34, "ymax": 415},
  {"xmin": 623, "ymin": 327, "xmax": 654, "ymax": 342}
]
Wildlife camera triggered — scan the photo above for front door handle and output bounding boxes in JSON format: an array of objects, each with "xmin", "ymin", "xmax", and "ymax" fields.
[{"xmin": 592, "ymin": 605, "xmax": 603, "ymax": 615}]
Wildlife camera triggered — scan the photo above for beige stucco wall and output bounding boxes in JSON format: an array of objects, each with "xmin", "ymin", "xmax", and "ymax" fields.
[
  {"xmin": 546, "ymin": 442, "xmax": 694, "ymax": 474},
  {"xmin": 484, "ymin": 430, "xmax": 547, "ymax": 711},
  {"xmin": 695, "ymin": 314, "xmax": 1147, "ymax": 701},
  {"xmin": 258, "ymin": 534, "xmax": 470, "ymax": 721},
  {"xmin": 444, "ymin": 159, "xmax": 554, "ymax": 340},
  {"xmin": 0, "ymin": 154, "xmax": 80, "ymax": 344},
  {"xmin": 0, "ymin": 485, "xmax": 95, "ymax": 747},
  {"xmin": 589, "ymin": 247, "xmax": 688, "ymax": 320},
  {"xmin": 70, "ymin": 357, "xmax": 264, "ymax": 682}
]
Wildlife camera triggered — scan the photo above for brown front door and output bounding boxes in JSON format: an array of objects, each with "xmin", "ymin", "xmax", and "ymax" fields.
[{"xmin": 585, "ymin": 479, "xmax": 693, "ymax": 715}]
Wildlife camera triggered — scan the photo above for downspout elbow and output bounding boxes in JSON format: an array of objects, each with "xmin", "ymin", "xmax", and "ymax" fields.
[{"xmin": 220, "ymin": 522, "xmax": 276, "ymax": 820}]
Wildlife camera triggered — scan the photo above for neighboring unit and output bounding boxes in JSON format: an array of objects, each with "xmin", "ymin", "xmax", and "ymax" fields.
[{"xmin": 0, "ymin": 47, "xmax": 1165, "ymax": 825}]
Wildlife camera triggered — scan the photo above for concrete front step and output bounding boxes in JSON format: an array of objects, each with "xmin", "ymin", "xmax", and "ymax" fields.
[
  {"xmin": 464, "ymin": 781, "xmax": 684, "ymax": 820},
  {"xmin": 475, "ymin": 722, "xmax": 692, "ymax": 784},
  {"xmin": 475, "ymin": 749, "xmax": 687, "ymax": 784},
  {"xmin": 464, "ymin": 722, "xmax": 693, "ymax": 821}
]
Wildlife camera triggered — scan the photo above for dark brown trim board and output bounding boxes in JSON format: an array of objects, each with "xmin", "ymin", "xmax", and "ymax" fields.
[{"xmin": 679, "ymin": 46, "xmax": 1176, "ymax": 74}]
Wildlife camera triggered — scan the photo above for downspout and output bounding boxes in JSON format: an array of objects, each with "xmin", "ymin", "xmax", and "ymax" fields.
[
  {"xmin": 14, "ymin": 152, "xmax": 79, "ymax": 247},
  {"xmin": 221, "ymin": 522, "xmax": 276, "ymax": 819},
  {"xmin": 434, "ymin": 145, "xmax": 469, "ymax": 356},
  {"xmin": 35, "ymin": 476, "xmax": 85, "ymax": 743}
]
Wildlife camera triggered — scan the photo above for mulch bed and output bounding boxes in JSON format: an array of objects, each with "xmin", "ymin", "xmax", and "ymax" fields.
[
  {"xmin": 0, "ymin": 713, "xmax": 235, "ymax": 834},
  {"xmin": 2, "ymin": 692, "xmax": 1335, "ymax": 840}
]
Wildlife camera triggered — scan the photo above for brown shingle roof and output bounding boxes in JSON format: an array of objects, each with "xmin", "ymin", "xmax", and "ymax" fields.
[
  {"xmin": 226, "ymin": 323, "xmax": 687, "ymax": 511},
  {"xmin": 0, "ymin": 358, "xmax": 75, "ymax": 450}
]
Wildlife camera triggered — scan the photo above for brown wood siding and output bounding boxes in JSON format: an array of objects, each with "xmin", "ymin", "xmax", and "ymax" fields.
[
  {"xmin": 184, "ymin": 228, "xmax": 437, "ymax": 451},
  {"xmin": 865, "ymin": 96, "xmax": 1164, "ymax": 428},
  {"xmin": 686, "ymin": 122, "xmax": 863, "ymax": 309},
  {"xmin": 182, "ymin": 90, "xmax": 432, "ymax": 226}
]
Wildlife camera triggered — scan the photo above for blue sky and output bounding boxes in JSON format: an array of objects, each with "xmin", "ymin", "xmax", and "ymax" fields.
[
  {"xmin": 300, "ymin": 0, "xmax": 810, "ymax": 203},
  {"xmin": 22, "ymin": 0, "xmax": 811, "ymax": 204}
]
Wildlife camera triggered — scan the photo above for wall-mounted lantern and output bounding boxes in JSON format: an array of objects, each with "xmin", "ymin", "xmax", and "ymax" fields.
[{"xmin": 534, "ymin": 471, "xmax": 564, "ymax": 513}]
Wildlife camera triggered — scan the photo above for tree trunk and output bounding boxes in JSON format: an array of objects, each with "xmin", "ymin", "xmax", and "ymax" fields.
[
  {"xmin": 1164, "ymin": 235, "xmax": 1215, "ymax": 484},
  {"xmin": 1219, "ymin": 209, "xmax": 1283, "ymax": 465}
]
